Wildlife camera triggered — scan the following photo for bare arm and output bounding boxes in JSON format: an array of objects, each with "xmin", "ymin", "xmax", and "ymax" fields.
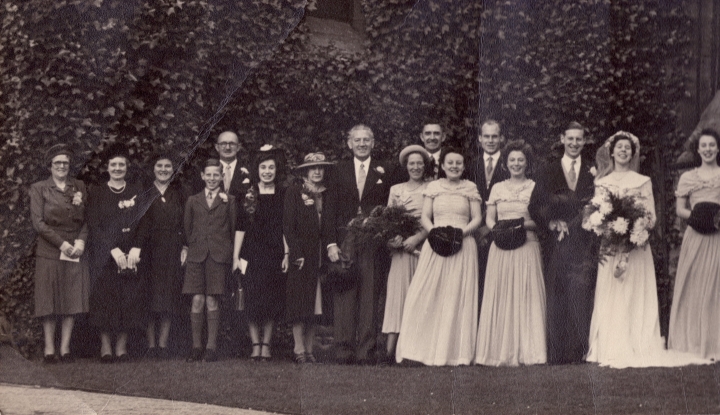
[
  {"xmin": 420, "ymin": 195, "xmax": 434, "ymax": 233},
  {"xmin": 461, "ymin": 199, "xmax": 482, "ymax": 236},
  {"xmin": 676, "ymin": 196, "xmax": 691, "ymax": 220},
  {"xmin": 485, "ymin": 203, "xmax": 498, "ymax": 230}
]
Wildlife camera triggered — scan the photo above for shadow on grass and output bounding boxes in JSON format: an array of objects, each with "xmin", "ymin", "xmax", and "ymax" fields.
[{"xmin": 2, "ymin": 345, "xmax": 720, "ymax": 414}]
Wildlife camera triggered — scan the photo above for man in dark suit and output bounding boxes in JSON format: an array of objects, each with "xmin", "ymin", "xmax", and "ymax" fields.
[
  {"xmin": 215, "ymin": 131, "xmax": 251, "ymax": 198},
  {"xmin": 469, "ymin": 119, "xmax": 509, "ymax": 310},
  {"xmin": 323, "ymin": 124, "xmax": 397, "ymax": 364},
  {"xmin": 528, "ymin": 121, "xmax": 597, "ymax": 364},
  {"xmin": 213, "ymin": 130, "xmax": 251, "ymax": 357},
  {"xmin": 419, "ymin": 122, "xmax": 446, "ymax": 179}
]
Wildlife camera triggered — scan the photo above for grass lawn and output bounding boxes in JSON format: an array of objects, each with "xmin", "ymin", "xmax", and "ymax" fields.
[{"xmin": 2, "ymin": 344, "xmax": 720, "ymax": 414}]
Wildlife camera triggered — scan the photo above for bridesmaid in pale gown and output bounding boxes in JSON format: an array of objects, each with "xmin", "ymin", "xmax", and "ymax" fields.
[
  {"xmin": 586, "ymin": 131, "xmax": 710, "ymax": 368},
  {"xmin": 395, "ymin": 147, "xmax": 482, "ymax": 366},
  {"xmin": 381, "ymin": 145, "xmax": 430, "ymax": 363},
  {"xmin": 668, "ymin": 129, "xmax": 720, "ymax": 359},
  {"xmin": 475, "ymin": 140, "xmax": 546, "ymax": 366}
]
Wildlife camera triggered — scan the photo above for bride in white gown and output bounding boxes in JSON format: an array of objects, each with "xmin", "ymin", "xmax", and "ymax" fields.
[{"xmin": 586, "ymin": 131, "xmax": 711, "ymax": 368}]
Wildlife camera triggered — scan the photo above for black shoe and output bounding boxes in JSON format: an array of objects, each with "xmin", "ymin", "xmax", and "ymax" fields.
[
  {"xmin": 59, "ymin": 353, "xmax": 75, "ymax": 364},
  {"xmin": 145, "ymin": 347, "xmax": 158, "ymax": 359},
  {"xmin": 116, "ymin": 354, "xmax": 130, "ymax": 363},
  {"xmin": 157, "ymin": 347, "xmax": 170, "ymax": 360},
  {"xmin": 43, "ymin": 354, "xmax": 58, "ymax": 364},
  {"xmin": 203, "ymin": 349, "xmax": 218, "ymax": 362},
  {"xmin": 100, "ymin": 354, "xmax": 114, "ymax": 364},
  {"xmin": 186, "ymin": 348, "xmax": 203, "ymax": 362}
]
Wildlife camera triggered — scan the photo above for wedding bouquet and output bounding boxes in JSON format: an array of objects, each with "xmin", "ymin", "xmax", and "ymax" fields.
[
  {"xmin": 345, "ymin": 205, "xmax": 422, "ymax": 246},
  {"xmin": 581, "ymin": 187, "xmax": 652, "ymax": 277}
]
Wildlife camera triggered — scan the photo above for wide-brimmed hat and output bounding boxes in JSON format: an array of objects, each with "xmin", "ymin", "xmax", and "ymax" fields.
[
  {"xmin": 44, "ymin": 144, "xmax": 73, "ymax": 166},
  {"xmin": 398, "ymin": 145, "xmax": 431, "ymax": 166},
  {"xmin": 295, "ymin": 152, "xmax": 335, "ymax": 170}
]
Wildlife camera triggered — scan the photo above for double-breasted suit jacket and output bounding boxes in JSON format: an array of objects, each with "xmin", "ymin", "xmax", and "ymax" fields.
[
  {"xmin": 184, "ymin": 191, "xmax": 237, "ymax": 265},
  {"xmin": 528, "ymin": 156, "xmax": 597, "ymax": 364}
]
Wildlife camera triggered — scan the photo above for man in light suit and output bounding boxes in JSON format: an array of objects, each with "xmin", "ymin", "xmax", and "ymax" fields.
[
  {"xmin": 323, "ymin": 124, "xmax": 398, "ymax": 365},
  {"xmin": 469, "ymin": 119, "xmax": 509, "ymax": 311},
  {"xmin": 529, "ymin": 121, "xmax": 597, "ymax": 364}
]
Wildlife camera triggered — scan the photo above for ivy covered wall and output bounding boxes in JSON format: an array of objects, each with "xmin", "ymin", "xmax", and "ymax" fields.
[{"xmin": 0, "ymin": 0, "xmax": 693, "ymax": 352}]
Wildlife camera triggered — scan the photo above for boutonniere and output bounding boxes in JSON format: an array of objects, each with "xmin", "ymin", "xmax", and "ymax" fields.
[
  {"xmin": 243, "ymin": 187, "xmax": 257, "ymax": 215},
  {"xmin": 218, "ymin": 192, "xmax": 228, "ymax": 203},
  {"xmin": 240, "ymin": 167, "xmax": 249, "ymax": 175},
  {"xmin": 72, "ymin": 191, "xmax": 83, "ymax": 206},
  {"xmin": 375, "ymin": 166, "xmax": 385, "ymax": 174},
  {"xmin": 589, "ymin": 166, "xmax": 597, "ymax": 177},
  {"xmin": 118, "ymin": 195, "xmax": 137, "ymax": 209}
]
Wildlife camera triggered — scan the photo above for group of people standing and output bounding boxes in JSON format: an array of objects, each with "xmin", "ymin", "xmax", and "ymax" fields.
[{"xmin": 29, "ymin": 120, "xmax": 720, "ymax": 369}]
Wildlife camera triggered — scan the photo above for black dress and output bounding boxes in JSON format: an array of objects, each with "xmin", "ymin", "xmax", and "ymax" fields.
[
  {"xmin": 135, "ymin": 183, "xmax": 186, "ymax": 315},
  {"xmin": 87, "ymin": 182, "xmax": 147, "ymax": 332},
  {"xmin": 283, "ymin": 184, "xmax": 325, "ymax": 322},
  {"xmin": 237, "ymin": 187, "xmax": 286, "ymax": 322}
]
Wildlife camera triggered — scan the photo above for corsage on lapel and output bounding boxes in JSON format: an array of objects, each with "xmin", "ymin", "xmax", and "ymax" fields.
[
  {"xmin": 589, "ymin": 166, "xmax": 597, "ymax": 177},
  {"xmin": 218, "ymin": 192, "xmax": 228, "ymax": 203},
  {"xmin": 118, "ymin": 195, "xmax": 137, "ymax": 209},
  {"xmin": 72, "ymin": 191, "xmax": 83, "ymax": 206},
  {"xmin": 301, "ymin": 192, "xmax": 315, "ymax": 206},
  {"xmin": 375, "ymin": 166, "xmax": 385, "ymax": 175}
]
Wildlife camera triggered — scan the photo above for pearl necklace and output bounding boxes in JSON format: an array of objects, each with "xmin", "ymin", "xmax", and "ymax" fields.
[{"xmin": 108, "ymin": 182, "xmax": 126, "ymax": 194}]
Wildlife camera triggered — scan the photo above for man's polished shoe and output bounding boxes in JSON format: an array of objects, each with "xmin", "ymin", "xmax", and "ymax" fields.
[
  {"xmin": 203, "ymin": 349, "xmax": 218, "ymax": 362},
  {"xmin": 186, "ymin": 348, "xmax": 203, "ymax": 362}
]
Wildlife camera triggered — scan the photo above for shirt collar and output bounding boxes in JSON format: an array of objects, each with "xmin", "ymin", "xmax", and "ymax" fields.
[
  {"xmin": 561, "ymin": 154, "xmax": 581, "ymax": 172},
  {"xmin": 483, "ymin": 152, "xmax": 500, "ymax": 164},
  {"xmin": 220, "ymin": 159, "xmax": 237, "ymax": 169},
  {"xmin": 354, "ymin": 157, "xmax": 371, "ymax": 170}
]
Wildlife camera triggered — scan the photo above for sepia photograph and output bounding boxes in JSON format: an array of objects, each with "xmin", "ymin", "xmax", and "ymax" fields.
[{"xmin": 1, "ymin": 1, "xmax": 720, "ymax": 414}]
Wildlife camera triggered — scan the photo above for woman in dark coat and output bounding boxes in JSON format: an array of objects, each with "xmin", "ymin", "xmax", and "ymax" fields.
[
  {"xmin": 134, "ymin": 152, "xmax": 187, "ymax": 359},
  {"xmin": 30, "ymin": 144, "xmax": 90, "ymax": 363},
  {"xmin": 233, "ymin": 145, "xmax": 288, "ymax": 360},
  {"xmin": 284, "ymin": 153, "xmax": 334, "ymax": 363},
  {"xmin": 87, "ymin": 144, "xmax": 144, "ymax": 362}
]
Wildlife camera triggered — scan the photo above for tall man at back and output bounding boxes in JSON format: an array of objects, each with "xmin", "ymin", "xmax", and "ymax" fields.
[
  {"xmin": 469, "ymin": 120, "xmax": 509, "ymax": 310},
  {"xmin": 419, "ymin": 122, "xmax": 446, "ymax": 179},
  {"xmin": 323, "ymin": 124, "xmax": 397, "ymax": 365}
]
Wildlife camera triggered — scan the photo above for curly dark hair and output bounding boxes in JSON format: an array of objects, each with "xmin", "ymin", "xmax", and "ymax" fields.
[
  {"xmin": 250, "ymin": 147, "xmax": 287, "ymax": 185},
  {"xmin": 694, "ymin": 129, "xmax": 720, "ymax": 165},
  {"xmin": 437, "ymin": 146, "xmax": 466, "ymax": 179},
  {"xmin": 500, "ymin": 139, "xmax": 535, "ymax": 177},
  {"xmin": 607, "ymin": 133, "xmax": 637, "ymax": 158}
]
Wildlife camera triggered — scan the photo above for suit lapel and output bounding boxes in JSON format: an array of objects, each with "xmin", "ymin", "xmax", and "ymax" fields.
[
  {"xmin": 361, "ymin": 160, "xmax": 380, "ymax": 200},
  {"xmin": 576, "ymin": 161, "xmax": 594, "ymax": 192}
]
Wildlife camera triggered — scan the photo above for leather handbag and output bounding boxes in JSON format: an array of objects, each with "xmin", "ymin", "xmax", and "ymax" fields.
[{"xmin": 492, "ymin": 217, "xmax": 526, "ymax": 250}]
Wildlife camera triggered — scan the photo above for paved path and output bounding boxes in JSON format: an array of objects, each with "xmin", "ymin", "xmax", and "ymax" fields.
[{"xmin": 0, "ymin": 383, "xmax": 276, "ymax": 415}]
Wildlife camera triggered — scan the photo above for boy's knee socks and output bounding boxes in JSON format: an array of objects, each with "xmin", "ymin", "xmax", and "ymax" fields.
[
  {"xmin": 206, "ymin": 309, "xmax": 219, "ymax": 350},
  {"xmin": 190, "ymin": 312, "xmax": 203, "ymax": 349}
]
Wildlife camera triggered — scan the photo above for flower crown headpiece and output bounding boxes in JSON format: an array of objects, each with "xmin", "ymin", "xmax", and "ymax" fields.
[{"xmin": 604, "ymin": 131, "xmax": 640, "ymax": 148}]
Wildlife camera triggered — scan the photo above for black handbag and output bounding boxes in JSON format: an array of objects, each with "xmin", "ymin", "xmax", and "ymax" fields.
[
  {"xmin": 492, "ymin": 218, "xmax": 526, "ymax": 250},
  {"xmin": 687, "ymin": 202, "xmax": 720, "ymax": 235},
  {"xmin": 428, "ymin": 226, "xmax": 463, "ymax": 257}
]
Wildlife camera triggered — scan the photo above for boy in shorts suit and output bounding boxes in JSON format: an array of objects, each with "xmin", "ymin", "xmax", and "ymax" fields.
[{"xmin": 183, "ymin": 158, "xmax": 236, "ymax": 362}]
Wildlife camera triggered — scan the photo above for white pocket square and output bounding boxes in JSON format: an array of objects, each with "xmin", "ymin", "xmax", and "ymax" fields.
[{"xmin": 376, "ymin": 179, "xmax": 383, "ymax": 184}]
